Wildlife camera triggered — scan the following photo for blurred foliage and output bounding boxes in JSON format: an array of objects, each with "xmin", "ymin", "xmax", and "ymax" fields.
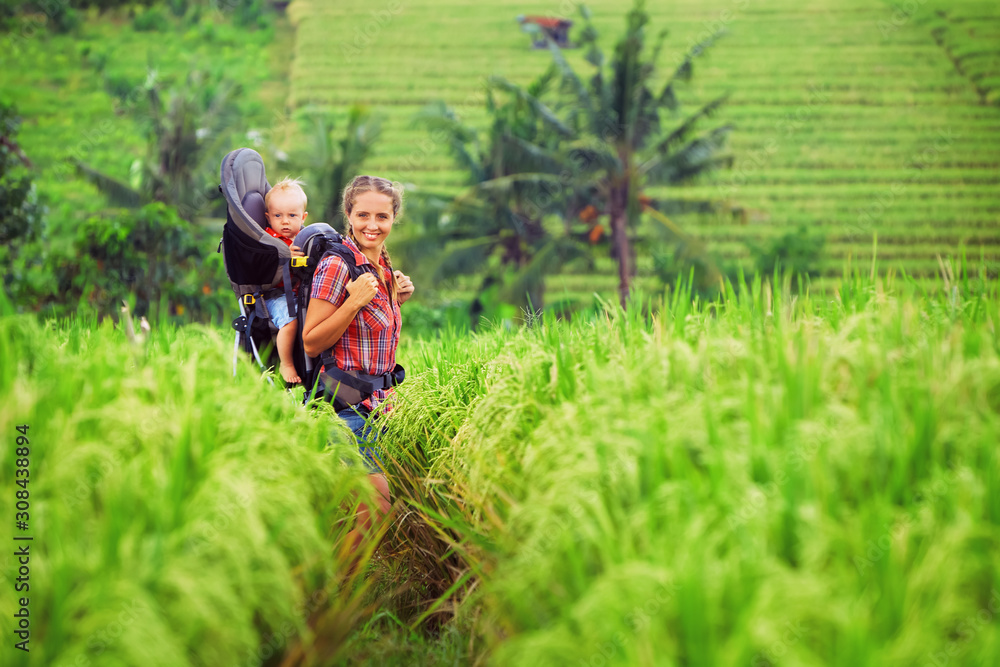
[
  {"xmin": 73, "ymin": 66, "xmax": 240, "ymax": 221},
  {"xmin": 0, "ymin": 312, "xmax": 377, "ymax": 666},
  {"xmin": 6, "ymin": 202, "xmax": 230, "ymax": 321},
  {"xmin": 651, "ymin": 246, "xmax": 727, "ymax": 296},
  {"xmin": 132, "ymin": 4, "xmax": 168, "ymax": 31},
  {"xmin": 534, "ymin": 0, "xmax": 733, "ymax": 305},
  {"xmin": 0, "ymin": 103, "xmax": 45, "ymax": 268},
  {"xmin": 280, "ymin": 105, "xmax": 382, "ymax": 228},
  {"xmin": 646, "ymin": 203, "xmax": 725, "ymax": 296},
  {"xmin": 0, "ymin": 0, "xmax": 273, "ymax": 34},
  {"xmin": 379, "ymin": 265, "xmax": 1000, "ymax": 665},
  {"xmin": 748, "ymin": 224, "xmax": 826, "ymax": 281},
  {"xmin": 399, "ymin": 299, "xmax": 470, "ymax": 340},
  {"xmin": 0, "ymin": 0, "xmax": 81, "ymax": 32},
  {"xmin": 410, "ymin": 70, "xmax": 585, "ymax": 319},
  {"xmin": 2, "ymin": 0, "xmax": 283, "ymax": 322},
  {"xmin": 404, "ymin": 0, "xmax": 733, "ymax": 316}
]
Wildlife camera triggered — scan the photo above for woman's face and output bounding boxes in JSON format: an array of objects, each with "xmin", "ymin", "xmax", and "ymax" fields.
[{"xmin": 348, "ymin": 190, "xmax": 395, "ymax": 259}]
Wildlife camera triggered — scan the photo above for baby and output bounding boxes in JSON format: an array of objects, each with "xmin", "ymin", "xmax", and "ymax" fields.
[{"xmin": 263, "ymin": 178, "xmax": 308, "ymax": 384}]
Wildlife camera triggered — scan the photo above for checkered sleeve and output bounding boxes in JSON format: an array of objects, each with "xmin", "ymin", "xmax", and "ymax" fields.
[{"xmin": 311, "ymin": 255, "xmax": 351, "ymax": 307}]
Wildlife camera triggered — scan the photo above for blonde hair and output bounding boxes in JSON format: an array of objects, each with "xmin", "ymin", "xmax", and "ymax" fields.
[
  {"xmin": 342, "ymin": 175, "xmax": 404, "ymax": 301},
  {"xmin": 265, "ymin": 177, "xmax": 308, "ymax": 211}
]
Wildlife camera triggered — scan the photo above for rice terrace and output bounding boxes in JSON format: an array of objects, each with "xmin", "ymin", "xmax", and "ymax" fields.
[{"xmin": 1, "ymin": 0, "xmax": 999, "ymax": 665}]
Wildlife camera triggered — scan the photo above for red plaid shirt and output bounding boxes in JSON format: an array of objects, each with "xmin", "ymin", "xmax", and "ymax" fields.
[{"xmin": 310, "ymin": 237, "xmax": 401, "ymax": 412}]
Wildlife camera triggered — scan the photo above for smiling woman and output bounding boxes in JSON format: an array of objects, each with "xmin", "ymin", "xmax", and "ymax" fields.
[{"xmin": 301, "ymin": 175, "xmax": 415, "ymax": 551}]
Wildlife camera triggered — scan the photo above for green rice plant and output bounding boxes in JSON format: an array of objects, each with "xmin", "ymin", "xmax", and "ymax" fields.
[
  {"xmin": 373, "ymin": 263, "xmax": 1000, "ymax": 665},
  {"xmin": 2, "ymin": 261, "xmax": 999, "ymax": 665},
  {"xmin": 0, "ymin": 298, "xmax": 385, "ymax": 666}
]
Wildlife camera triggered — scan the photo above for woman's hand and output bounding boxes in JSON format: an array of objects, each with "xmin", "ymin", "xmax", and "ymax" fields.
[
  {"xmin": 346, "ymin": 273, "xmax": 379, "ymax": 308},
  {"xmin": 394, "ymin": 270, "xmax": 414, "ymax": 304}
]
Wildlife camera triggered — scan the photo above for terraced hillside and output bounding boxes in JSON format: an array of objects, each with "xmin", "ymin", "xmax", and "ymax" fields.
[{"xmin": 287, "ymin": 0, "xmax": 1000, "ymax": 288}]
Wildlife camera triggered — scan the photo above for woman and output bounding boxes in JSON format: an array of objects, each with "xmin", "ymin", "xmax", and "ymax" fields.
[{"xmin": 302, "ymin": 175, "xmax": 414, "ymax": 545}]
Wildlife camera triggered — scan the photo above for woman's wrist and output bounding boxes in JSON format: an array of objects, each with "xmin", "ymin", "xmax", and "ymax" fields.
[{"xmin": 342, "ymin": 294, "xmax": 366, "ymax": 314}]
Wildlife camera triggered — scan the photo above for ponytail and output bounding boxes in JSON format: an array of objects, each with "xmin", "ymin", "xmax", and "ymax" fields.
[{"xmin": 380, "ymin": 246, "xmax": 398, "ymax": 302}]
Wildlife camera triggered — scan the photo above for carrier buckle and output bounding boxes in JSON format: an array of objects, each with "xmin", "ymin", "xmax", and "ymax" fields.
[
  {"xmin": 290, "ymin": 256, "xmax": 307, "ymax": 268},
  {"xmin": 242, "ymin": 294, "xmax": 256, "ymax": 305}
]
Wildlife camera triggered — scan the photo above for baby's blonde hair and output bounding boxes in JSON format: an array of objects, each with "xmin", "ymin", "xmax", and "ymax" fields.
[{"xmin": 265, "ymin": 177, "xmax": 308, "ymax": 211}]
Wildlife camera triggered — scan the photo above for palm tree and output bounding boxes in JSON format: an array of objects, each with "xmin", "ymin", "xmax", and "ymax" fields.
[
  {"xmin": 536, "ymin": 0, "xmax": 733, "ymax": 306},
  {"xmin": 410, "ymin": 70, "xmax": 584, "ymax": 318},
  {"xmin": 73, "ymin": 69, "xmax": 240, "ymax": 221},
  {"xmin": 282, "ymin": 105, "xmax": 382, "ymax": 227}
]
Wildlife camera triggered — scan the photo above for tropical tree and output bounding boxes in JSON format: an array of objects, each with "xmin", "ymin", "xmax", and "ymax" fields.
[
  {"xmin": 408, "ymin": 69, "xmax": 583, "ymax": 319},
  {"xmin": 534, "ymin": 0, "xmax": 733, "ymax": 305},
  {"xmin": 281, "ymin": 105, "xmax": 381, "ymax": 227},
  {"xmin": 1, "ymin": 102, "xmax": 45, "ymax": 310},
  {"xmin": 0, "ymin": 102, "xmax": 43, "ymax": 261},
  {"xmin": 73, "ymin": 68, "xmax": 240, "ymax": 221}
]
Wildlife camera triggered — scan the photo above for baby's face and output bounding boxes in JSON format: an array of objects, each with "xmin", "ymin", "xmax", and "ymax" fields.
[{"xmin": 265, "ymin": 190, "xmax": 307, "ymax": 240}]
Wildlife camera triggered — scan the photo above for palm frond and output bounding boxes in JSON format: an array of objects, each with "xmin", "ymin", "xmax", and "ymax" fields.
[
  {"xmin": 648, "ymin": 28, "xmax": 670, "ymax": 73},
  {"xmin": 437, "ymin": 192, "xmax": 508, "ymax": 237},
  {"xmin": 643, "ymin": 126, "xmax": 733, "ymax": 184},
  {"xmin": 459, "ymin": 173, "xmax": 564, "ymax": 200},
  {"xmin": 497, "ymin": 240, "xmax": 557, "ymax": 304},
  {"xmin": 544, "ymin": 37, "xmax": 599, "ymax": 134},
  {"xmin": 487, "ymin": 76, "xmax": 573, "ymax": 138},
  {"xmin": 341, "ymin": 106, "xmax": 381, "ymax": 169},
  {"xmin": 575, "ymin": 10, "xmax": 605, "ymax": 100},
  {"xmin": 525, "ymin": 64, "xmax": 558, "ymax": 100},
  {"xmin": 658, "ymin": 30, "xmax": 726, "ymax": 109},
  {"xmin": 563, "ymin": 139, "xmax": 623, "ymax": 177},
  {"xmin": 388, "ymin": 235, "xmax": 455, "ymax": 285},
  {"xmin": 72, "ymin": 159, "xmax": 145, "ymax": 208},
  {"xmin": 643, "ymin": 203, "xmax": 722, "ymax": 284},
  {"xmin": 653, "ymin": 94, "xmax": 730, "ymax": 155},
  {"xmin": 496, "ymin": 131, "xmax": 565, "ymax": 176},
  {"xmin": 413, "ymin": 101, "xmax": 484, "ymax": 184},
  {"xmin": 304, "ymin": 112, "xmax": 334, "ymax": 167},
  {"xmin": 433, "ymin": 237, "xmax": 498, "ymax": 282}
]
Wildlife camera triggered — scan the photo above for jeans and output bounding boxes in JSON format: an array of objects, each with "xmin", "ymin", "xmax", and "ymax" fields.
[{"xmin": 337, "ymin": 408, "xmax": 383, "ymax": 473}]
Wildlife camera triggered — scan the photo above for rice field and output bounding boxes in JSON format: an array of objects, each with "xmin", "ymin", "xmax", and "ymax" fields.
[
  {"xmin": 287, "ymin": 0, "xmax": 1000, "ymax": 287},
  {"xmin": 0, "ymin": 299, "xmax": 383, "ymax": 666},
  {"xmin": 3, "ymin": 264, "xmax": 999, "ymax": 665},
  {"xmin": 3, "ymin": 2, "xmax": 1000, "ymax": 665},
  {"xmin": 373, "ymin": 264, "xmax": 1000, "ymax": 665}
]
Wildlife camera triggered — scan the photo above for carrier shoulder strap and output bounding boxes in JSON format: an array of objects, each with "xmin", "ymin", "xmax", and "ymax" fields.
[
  {"xmin": 300, "ymin": 239, "xmax": 384, "ymax": 406},
  {"xmin": 301, "ymin": 241, "xmax": 405, "ymax": 409}
]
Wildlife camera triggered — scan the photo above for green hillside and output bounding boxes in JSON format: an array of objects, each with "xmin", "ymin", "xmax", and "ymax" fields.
[
  {"xmin": 2, "ymin": 6, "xmax": 297, "ymax": 229},
  {"xmin": 287, "ymin": 0, "xmax": 1000, "ymax": 285}
]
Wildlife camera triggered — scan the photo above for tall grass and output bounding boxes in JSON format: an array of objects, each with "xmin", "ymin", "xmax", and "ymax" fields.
[
  {"xmin": 2, "ymin": 264, "xmax": 999, "ymax": 665},
  {"xmin": 377, "ymin": 265, "xmax": 1000, "ymax": 665},
  {"xmin": 0, "ymin": 298, "xmax": 381, "ymax": 666}
]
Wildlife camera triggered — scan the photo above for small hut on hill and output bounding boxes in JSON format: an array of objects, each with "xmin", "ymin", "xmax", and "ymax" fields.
[{"xmin": 517, "ymin": 15, "xmax": 574, "ymax": 48}]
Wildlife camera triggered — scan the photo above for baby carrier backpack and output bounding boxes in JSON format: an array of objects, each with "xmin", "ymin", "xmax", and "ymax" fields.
[
  {"xmin": 218, "ymin": 147, "xmax": 304, "ymax": 381},
  {"xmin": 218, "ymin": 147, "xmax": 403, "ymax": 408}
]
